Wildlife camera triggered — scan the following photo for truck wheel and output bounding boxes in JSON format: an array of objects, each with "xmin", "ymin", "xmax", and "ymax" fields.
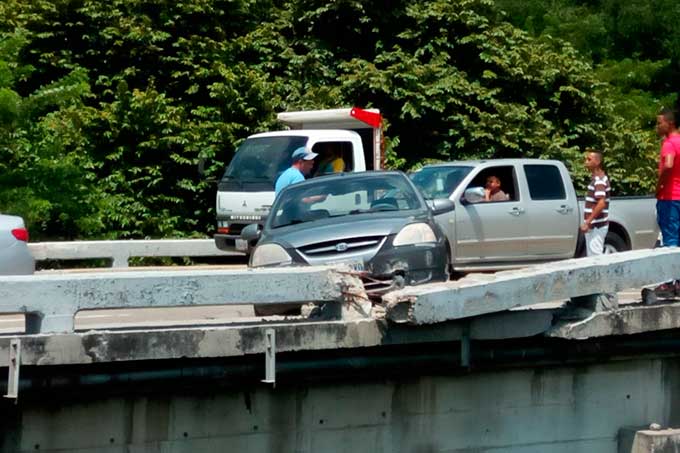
[
  {"xmin": 214, "ymin": 236, "xmax": 230, "ymax": 251},
  {"xmin": 604, "ymin": 231, "xmax": 628, "ymax": 254}
]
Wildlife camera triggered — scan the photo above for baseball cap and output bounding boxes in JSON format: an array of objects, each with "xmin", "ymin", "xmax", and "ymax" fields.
[{"xmin": 291, "ymin": 147, "xmax": 318, "ymax": 162}]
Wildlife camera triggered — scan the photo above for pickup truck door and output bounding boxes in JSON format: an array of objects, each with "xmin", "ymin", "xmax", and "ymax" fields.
[
  {"xmin": 453, "ymin": 165, "xmax": 530, "ymax": 265},
  {"xmin": 522, "ymin": 163, "xmax": 579, "ymax": 259}
]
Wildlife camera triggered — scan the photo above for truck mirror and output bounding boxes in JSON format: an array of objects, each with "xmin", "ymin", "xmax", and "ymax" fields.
[
  {"xmin": 462, "ymin": 187, "xmax": 485, "ymax": 204},
  {"xmin": 241, "ymin": 223, "xmax": 261, "ymax": 242}
]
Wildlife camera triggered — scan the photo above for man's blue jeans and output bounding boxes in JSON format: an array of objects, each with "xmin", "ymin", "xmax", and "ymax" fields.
[{"xmin": 657, "ymin": 200, "xmax": 680, "ymax": 247}]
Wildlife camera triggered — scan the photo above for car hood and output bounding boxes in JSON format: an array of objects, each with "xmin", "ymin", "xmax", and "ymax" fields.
[{"xmin": 263, "ymin": 211, "xmax": 428, "ymax": 248}]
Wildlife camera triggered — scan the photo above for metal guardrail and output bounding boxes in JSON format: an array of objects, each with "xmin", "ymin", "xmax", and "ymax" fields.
[{"xmin": 28, "ymin": 239, "xmax": 243, "ymax": 268}]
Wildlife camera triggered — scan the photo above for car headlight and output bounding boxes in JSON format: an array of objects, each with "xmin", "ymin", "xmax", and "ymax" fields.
[
  {"xmin": 250, "ymin": 243, "xmax": 293, "ymax": 267},
  {"xmin": 393, "ymin": 223, "xmax": 437, "ymax": 246}
]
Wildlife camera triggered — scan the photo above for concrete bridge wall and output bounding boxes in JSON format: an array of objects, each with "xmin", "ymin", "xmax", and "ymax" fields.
[{"xmin": 2, "ymin": 356, "xmax": 678, "ymax": 453}]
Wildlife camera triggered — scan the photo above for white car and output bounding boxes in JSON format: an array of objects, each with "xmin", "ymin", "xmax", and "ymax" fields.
[{"xmin": 0, "ymin": 214, "xmax": 35, "ymax": 275}]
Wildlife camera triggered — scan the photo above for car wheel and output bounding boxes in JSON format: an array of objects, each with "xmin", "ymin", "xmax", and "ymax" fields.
[{"xmin": 604, "ymin": 231, "xmax": 628, "ymax": 254}]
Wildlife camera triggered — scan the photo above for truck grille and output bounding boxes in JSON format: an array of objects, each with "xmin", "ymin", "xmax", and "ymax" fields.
[
  {"xmin": 227, "ymin": 223, "xmax": 247, "ymax": 235},
  {"xmin": 299, "ymin": 236, "xmax": 385, "ymax": 258}
]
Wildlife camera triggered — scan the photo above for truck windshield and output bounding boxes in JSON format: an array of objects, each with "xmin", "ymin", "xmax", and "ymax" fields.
[
  {"xmin": 410, "ymin": 166, "xmax": 473, "ymax": 199},
  {"xmin": 221, "ymin": 136, "xmax": 308, "ymax": 184}
]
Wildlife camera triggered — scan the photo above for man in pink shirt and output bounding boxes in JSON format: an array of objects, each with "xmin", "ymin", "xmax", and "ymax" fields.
[
  {"xmin": 656, "ymin": 108, "xmax": 680, "ymax": 246},
  {"xmin": 652, "ymin": 108, "xmax": 680, "ymax": 297}
]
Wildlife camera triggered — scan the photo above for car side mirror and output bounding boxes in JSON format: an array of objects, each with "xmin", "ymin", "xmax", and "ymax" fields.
[
  {"xmin": 241, "ymin": 223, "xmax": 261, "ymax": 242},
  {"xmin": 428, "ymin": 198, "xmax": 456, "ymax": 215},
  {"xmin": 462, "ymin": 187, "xmax": 485, "ymax": 204}
]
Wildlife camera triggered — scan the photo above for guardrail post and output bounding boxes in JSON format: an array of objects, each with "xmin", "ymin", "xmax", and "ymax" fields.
[
  {"xmin": 25, "ymin": 311, "xmax": 74, "ymax": 335},
  {"xmin": 111, "ymin": 252, "xmax": 130, "ymax": 268},
  {"xmin": 262, "ymin": 329, "xmax": 276, "ymax": 386},
  {"xmin": 461, "ymin": 323, "xmax": 471, "ymax": 369},
  {"xmin": 4, "ymin": 339, "xmax": 20, "ymax": 400}
]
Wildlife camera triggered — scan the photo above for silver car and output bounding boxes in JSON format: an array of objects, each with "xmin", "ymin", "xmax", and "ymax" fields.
[
  {"xmin": 243, "ymin": 171, "xmax": 453, "ymax": 296},
  {"xmin": 0, "ymin": 214, "xmax": 35, "ymax": 275}
]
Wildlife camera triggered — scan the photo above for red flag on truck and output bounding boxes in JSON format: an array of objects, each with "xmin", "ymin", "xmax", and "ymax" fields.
[{"xmin": 350, "ymin": 107, "xmax": 382, "ymax": 128}]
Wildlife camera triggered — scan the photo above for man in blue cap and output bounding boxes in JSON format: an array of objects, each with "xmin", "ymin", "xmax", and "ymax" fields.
[{"xmin": 274, "ymin": 147, "xmax": 318, "ymax": 196}]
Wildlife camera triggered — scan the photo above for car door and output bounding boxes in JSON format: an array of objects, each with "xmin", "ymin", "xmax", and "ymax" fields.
[
  {"xmin": 522, "ymin": 163, "xmax": 579, "ymax": 259},
  {"xmin": 453, "ymin": 165, "xmax": 530, "ymax": 265}
]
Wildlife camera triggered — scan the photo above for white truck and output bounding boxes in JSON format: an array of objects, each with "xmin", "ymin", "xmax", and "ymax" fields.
[
  {"xmin": 214, "ymin": 107, "xmax": 383, "ymax": 253},
  {"xmin": 411, "ymin": 159, "xmax": 659, "ymax": 272}
]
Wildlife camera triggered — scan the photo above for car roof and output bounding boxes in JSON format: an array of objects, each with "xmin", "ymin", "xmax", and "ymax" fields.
[{"xmin": 283, "ymin": 170, "xmax": 407, "ymax": 189}]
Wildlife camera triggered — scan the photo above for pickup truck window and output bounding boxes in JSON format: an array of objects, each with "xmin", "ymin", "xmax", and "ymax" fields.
[
  {"xmin": 410, "ymin": 166, "xmax": 473, "ymax": 199},
  {"xmin": 524, "ymin": 164, "xmax": 566, "ymax": 200},
  {"xmin": 466, "ymin": 166, "xmax": 517, "ymax": 202}
]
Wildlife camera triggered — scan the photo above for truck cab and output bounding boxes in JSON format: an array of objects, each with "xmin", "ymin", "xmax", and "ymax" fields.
[{"xmin": 215, "ymin": 108, "xmax": 382, "ymax": 253}]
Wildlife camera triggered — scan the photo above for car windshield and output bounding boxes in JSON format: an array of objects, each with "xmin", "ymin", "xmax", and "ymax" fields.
[
  {"xmin": 270, "ymin": 174, "xmax": 423, "ymax": 228},
  {"xmin": 221, "ymin": 136, "xmax": 308, "ymax": 184},
  {"xmin": 410, "ymin": 165, "xmax": 473, "ymax": 199}
]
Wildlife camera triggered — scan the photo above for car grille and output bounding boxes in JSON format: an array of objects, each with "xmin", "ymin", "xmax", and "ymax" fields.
[{"xmin": 298, "ymin": 236, "xmax": 386, "ymax": 258}]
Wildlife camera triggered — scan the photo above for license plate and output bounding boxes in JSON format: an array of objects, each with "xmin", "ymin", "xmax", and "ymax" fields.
[
  {"xmin": 332, "ymin": 260, "xmax": 364, "ymax": 272},
  {"xmin": 235, "ymin": 238, "xmax": 249, "ymax": 251}
]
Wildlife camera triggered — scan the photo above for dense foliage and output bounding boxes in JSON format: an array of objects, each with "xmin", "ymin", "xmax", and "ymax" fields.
[
  {"xmin": 496, "ymin": 0, "xmax": 680, "ymax": 126},
  {"xmin": 0, "ymin": 0, "xmax": 663, "ymax": 240}
]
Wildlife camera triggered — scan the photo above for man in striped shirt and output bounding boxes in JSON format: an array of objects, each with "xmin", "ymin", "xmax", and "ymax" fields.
[{"xmin": 581, "ymin": 150, "xmax": 610, "ymax": 256}]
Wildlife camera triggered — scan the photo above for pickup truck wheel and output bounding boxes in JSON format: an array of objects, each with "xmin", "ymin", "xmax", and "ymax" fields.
[{"xmin": 604, "ymin": 231, "xmax": 628, "ymax": 254}]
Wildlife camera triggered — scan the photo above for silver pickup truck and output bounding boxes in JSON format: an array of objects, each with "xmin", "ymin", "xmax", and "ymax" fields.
[{"xmin": 410, "ymin": 159, "xmax": 658, "ymax": 272}]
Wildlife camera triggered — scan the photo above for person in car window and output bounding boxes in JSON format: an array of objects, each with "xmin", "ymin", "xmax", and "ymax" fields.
[
  {"xmin": 484, "ymin": 176, "xmax": 510, "ymax": 202},
  {"xmin": 275, "ymin": 147, "xmax": 318, "ymax": 197}
]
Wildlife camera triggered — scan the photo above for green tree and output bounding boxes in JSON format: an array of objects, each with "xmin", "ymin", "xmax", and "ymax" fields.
[
  {"xmin": 0, "ymin": 29, "xmax": 104, "ymax": 239},
  {"xmin": 0, "ymin": 0, "xmax": 661, "ymax": 242}
]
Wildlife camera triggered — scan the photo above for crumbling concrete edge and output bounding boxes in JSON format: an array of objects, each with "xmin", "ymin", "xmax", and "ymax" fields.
[{"xmin": 547, "ymin": 302, "xmax": 680, "ymax": 340}]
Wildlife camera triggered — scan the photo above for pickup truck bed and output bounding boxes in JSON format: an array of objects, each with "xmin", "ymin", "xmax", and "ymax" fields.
[{"xmin": 579, "ymin": 196, "xmax": 658, "ymax": 254}]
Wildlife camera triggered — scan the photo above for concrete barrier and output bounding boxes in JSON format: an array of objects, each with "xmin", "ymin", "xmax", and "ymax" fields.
[
  {"xmin": 28, "ymin": 239, "xmax": 242, "ymax": 268},
  {"xmin": 383, "ymin": 248, "xmax": 680, "ymax": 324},
  {"xmin": 9, "ymin": 246, "xmax": 680, "ymax": 334},
  {"xmin": 619, "ymin": 426, "xmax": 680, "ymax": 453},
  {"xmin": 0, "ymin": 267, "xmax": 364, "ymax": 334}
]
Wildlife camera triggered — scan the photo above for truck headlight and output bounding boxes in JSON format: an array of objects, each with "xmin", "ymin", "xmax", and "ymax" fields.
[
  {"xmin": 393, "ymin": 223, "xmax": 437, "ymax": 246},
  {"xmin": 250, "ymin": 243, "xmax": 293, "ymax": 267}
]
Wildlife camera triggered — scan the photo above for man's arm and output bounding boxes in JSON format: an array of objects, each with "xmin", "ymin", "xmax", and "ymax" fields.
[
  {"xmin": 581, "ymin": 197, "xmax": 607, "ymax": 232},
  {"xmin": 658, "ymin": 152, "xmax": 675, "ymax": 197},
  {"xmin": 581, "ymin": 178, "xmax": 608, "ymax": 232}
]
